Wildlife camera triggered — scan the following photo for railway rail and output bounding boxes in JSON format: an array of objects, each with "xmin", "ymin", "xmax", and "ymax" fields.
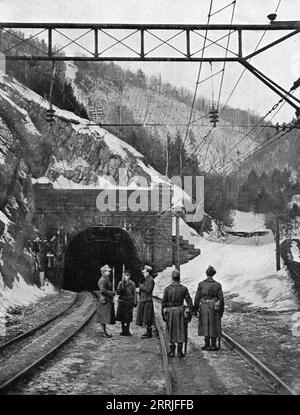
[
  {"xmin": 0, "ymin": 291, "xmax": 98, "ymax": 393},
  {"xmin": 0, "ymin": 293, "xmax": 79, "ymax": 353},
  {"xmin": 153, "ymin": 296, "xmax": 296, "ymax": 395},
  {"xmin": 154, "ymin": 314, "xmax": 173, "ymax": 395},
  {"xmin": 0, "ymin": 292, "xmax": 295, "ymax": 395}
]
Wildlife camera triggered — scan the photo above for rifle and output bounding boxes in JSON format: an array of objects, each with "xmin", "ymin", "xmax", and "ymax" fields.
[
  {"xmin": 184, "ymin": 317, "xmax": 188, "ymax": 355},
  {"xmin": 183, "ymin": 307, "xmax": 190, "ymax": 355},
  {"xmin": 112, "ymin": 266, "xmax": 116, "ymax": 306}
]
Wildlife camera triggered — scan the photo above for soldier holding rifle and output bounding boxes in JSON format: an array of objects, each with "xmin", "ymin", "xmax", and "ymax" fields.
[{"xmin": 116, "ymin": 269, "xmax": 137, "ymax": 336}]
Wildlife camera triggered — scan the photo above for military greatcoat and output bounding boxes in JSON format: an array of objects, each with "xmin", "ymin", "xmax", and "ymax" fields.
[
  {"xmin": 193, "ymin": 278, "xmax": 224, "ymax": 338},
  {"xmin": 162, "ymin": 281, "xmax": 193, "ymax": 343},
  {"xmin": 135, "ymin": 276, "xmax": 155, "ymax": 326},
  {"xmin": 116, "ymin": 279, "xmax": 137, "ymax": 323},
  {"xmin": 96, "ymin": 275, "xmax": 116, "ymax": 325}
]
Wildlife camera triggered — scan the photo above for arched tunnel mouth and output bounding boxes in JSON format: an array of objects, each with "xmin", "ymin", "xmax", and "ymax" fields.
[{"xmin": 63, "ymin": 226, "xmax": 142, "ymax": 292}]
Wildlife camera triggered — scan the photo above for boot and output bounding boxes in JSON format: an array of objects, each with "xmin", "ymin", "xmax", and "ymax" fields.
[
  {"xmin": 167, "ymin": 343, "xmax": 175, "ymax": 357},
  {"xmin": 141, "ymin": 327, "xmax": 152, "ymax": 338},
  {"xmin": 208, "ymin": 337, "xmax": 218, "ymax": 351},
  {"xmin": 177, "ymin": 343, "xmax": 185, "ymax": 358},
  {"xmin": 100, "ymin": 324, "xmax": 112, "ymax": 338},
  {"xmin": 201, "ymin": 336, "xmax": 210, "ymax": 350},
  {"xmin": 125, "ymin": 323, "xmax": 132, "ymax": 336},
  {"xmin": 120, "ymin": 323, "xmax": 126, "ymax": 336}
]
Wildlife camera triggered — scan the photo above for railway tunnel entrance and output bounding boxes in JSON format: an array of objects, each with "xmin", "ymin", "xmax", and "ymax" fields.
[{"xmin": 63, "ymin": 226, "xmax": 142, "ymax": 292}]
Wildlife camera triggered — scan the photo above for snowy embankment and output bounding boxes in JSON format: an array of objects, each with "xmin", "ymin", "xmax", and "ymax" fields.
[
  {"xmin": 0, "ymin": 210, "xmax": 56, "ymax": 335},
  {"xmin": 230, "ymin": 210, "xmax": 267, "ymax": 233},
  {"xmin": 154, "ymin": 218, "xmax": 298, "ymax": 312},
  {"xmin": 0, "ymin": 272, "xmax": 57, "ymax": 336}
]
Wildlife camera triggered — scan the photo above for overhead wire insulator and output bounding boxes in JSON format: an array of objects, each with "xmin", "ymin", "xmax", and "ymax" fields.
[
  {"xmin": 47, "ymin": 61, "xmax": 56, "ymax": 123},
  {"xmin": 46, "ymin": 107, "xmax": 56, "ymax": 123},
  {"xmin": 209, "ymin": 106, "xmax": 219, "ymax": 128}
]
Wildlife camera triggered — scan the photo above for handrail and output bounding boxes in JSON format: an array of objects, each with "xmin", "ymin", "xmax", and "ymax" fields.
[{"xmin": 151, "ymin": 226, "xmax": 176, "ymax": 248}]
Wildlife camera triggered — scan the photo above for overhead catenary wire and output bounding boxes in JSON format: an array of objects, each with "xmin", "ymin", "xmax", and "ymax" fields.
[
  {"xmin": 180, "ymin": 0, "xmax": 214, "ymax": 167},
  {"xmin": 182, "ymin": 0, "xmax": 238, "ymax": 163},
  {"xmin": 210, "ymin": 83, "xmax": 297, "ymax": 175},
  {"xmin": 222, "ymin": 98, "xmax": 288, "ymax": 171},
  {"xmin": 210, "ymin": 62, "xmax": 215, "ymax": 105},
  {"xmin": 198, "ymin": 0, "xmax": 236, "ymax": 161},
  {"xmin": 219, "ymin": 0, "xmax": 283, "ymax": 118},
  {"xmin": 200, "ymin": 130, "xmax": 214, "ymax": 171},
  {"xmin": 210, "ymin": 0, "xmax": 236, "ymax": 17},
  {"xmin": 201, "ymin": 128, "xmax": 292, "ymax": 214},
  {"xmin": 220, "ymin": 128, "xmax": 291, "ymax": 178},
  {"xmin": 218, "ymin": 128, "xmax": 283, "ymax": 176},
  {"xmin": 186, "ymin": 126, "xmax": 215, "ymax": 162},
  {"xmin": 216, "ymin": 0, "xmax": 237, "ymax": 110}
]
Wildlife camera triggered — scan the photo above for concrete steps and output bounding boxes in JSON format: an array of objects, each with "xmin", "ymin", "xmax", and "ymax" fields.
[{"xmin": 172, "ymin": 235, "xmax": 201, "ymax": 265}]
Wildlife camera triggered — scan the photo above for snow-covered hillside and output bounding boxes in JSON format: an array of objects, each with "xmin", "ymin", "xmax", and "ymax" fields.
[
  {"xmin": 65, "ymin": 62, "xmax": 258, "ymax": 174},
  {"xmin": 155, "ymin": 218, "xmax": 298, "ymax": 311}
]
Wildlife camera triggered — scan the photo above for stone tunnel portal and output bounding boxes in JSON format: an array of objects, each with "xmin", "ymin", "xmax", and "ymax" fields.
[{"xmin": 63, "ymin": 226, "xmax": 142, "ymax": 292}]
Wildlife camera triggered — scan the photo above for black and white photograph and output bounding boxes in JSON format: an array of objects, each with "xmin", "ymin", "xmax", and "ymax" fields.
[{"xmin": 0, "ymin": 0, "xmax": 299, "ymax": 400}]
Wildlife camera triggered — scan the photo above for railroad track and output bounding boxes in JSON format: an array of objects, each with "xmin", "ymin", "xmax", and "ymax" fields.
[
  {"xmin": 153, "ymin": 296, "xmax": 295, "ymax": 395},
  {"xmin": 0, "ymin": 291, "xmax": 98, "ymax": 393},
  {"xmin": 154, "ymin": 313, "xmax": 173, "ymax": 395},
  {"xmin": 0, "ymin": 293, "xmax": 79, "ymax": 353}
]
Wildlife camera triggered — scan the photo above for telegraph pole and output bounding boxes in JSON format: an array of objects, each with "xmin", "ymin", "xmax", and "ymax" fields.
[
  {"xmin": 275, "ymin": 214, "xmax": 281, "ymax": 271},
  {"xmin": 175, "ymin": 213, "xmax": 180, "ymax": 271}
]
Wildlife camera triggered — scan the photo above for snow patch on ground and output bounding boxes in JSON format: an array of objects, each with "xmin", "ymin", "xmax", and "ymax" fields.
[
  {"xmin": 0, "ymin": 272, "xmax": 57, "ymax": 336},
  {"xmin": 155, "ymin": 220, "xmax": 298, "ymax": 311},
  {"xmin": 291, "ymin": 241, "xmax": 300, "ymax": 263},
  {"xmin": 0, "ymin": 272, "xmax": 56, "ymax": 310},
  {"xmin": 230, "ymin": 210, "xmax": 267, "ymax": 232}
]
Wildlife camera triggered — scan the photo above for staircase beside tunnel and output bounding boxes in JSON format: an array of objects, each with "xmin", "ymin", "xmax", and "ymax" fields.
[{"xmin": 172, "ymin": 235, "xmax": 201, "ymax": 265}]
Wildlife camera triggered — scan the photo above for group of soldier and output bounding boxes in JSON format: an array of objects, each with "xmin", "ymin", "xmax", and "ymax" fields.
[{"xmin": 96, "ymin": 263, "xmax": 224, "ymax": 356}]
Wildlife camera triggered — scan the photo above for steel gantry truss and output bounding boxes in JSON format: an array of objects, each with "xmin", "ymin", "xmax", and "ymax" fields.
[{"xmin": 0, "ymin": 21, "xmax": 300, "ymax": 110}]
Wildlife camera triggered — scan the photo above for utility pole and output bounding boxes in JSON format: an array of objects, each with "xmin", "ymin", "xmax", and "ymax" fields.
[
  {"xmin": 175, "ymin": 213, "xmax": 180, "ymax": 271},
  {"xmin": 275, "ymin": 214, "xmax": 281, "ymax": 271},
  {"xmin": 165, "ymin": 133, "xmax": 170, "ymax": 176}
]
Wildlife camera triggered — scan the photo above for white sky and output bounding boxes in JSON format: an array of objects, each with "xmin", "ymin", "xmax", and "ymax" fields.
[{"xmin": 1, "ymin": 0, "xmax": 300, "ymax": 122}]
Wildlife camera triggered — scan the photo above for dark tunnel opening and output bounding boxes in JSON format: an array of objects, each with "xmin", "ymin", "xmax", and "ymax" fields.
[{"xmin": 63, "ymin": 226, "xmax": 142, "ymax": 292}]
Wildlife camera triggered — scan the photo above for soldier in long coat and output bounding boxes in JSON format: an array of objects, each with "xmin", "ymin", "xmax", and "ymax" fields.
[
  {"xmin": 116, "ymin": 270, "xmax": 137, "ymax": 336},
  {"xmin": 162, "ymin": 269, "xmax": 193, "ymax": 358},
  {"xmin": 136, "ymin": 265, "xmax": 155, "ymax": 338},
  {"xmin": 193, "ymin": 265, "xmax": 224, "ymax": 351},
  {"xmin": 96, "ymin": 264, "xmax": 116, "ymax": 338}
]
